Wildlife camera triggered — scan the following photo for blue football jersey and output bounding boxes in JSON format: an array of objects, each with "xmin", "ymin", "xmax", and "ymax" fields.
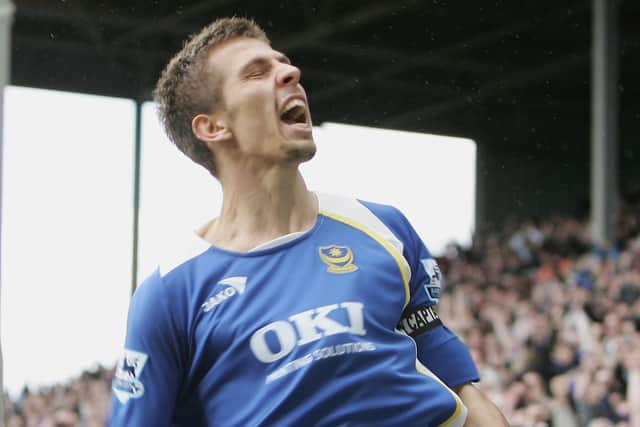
[{"xmin": 109, "ymin": 193, "xmax": 479, "ymax": 426}]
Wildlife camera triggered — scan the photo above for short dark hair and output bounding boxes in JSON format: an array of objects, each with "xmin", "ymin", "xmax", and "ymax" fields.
[{"xmin": 154, "ymin": 17, "xmax": 269, "ymax": 176}]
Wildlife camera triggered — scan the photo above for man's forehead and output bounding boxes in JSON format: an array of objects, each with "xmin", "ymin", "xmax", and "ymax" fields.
[{"xmin": 208, "ymin": 37, "xmax": 281, "ymax": 69}]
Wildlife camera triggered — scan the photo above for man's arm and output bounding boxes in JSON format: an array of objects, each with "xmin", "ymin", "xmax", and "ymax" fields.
[
  {"xmin": 453, "ymin": 383, "xmax": 510, "ymax": 427},
  {"xmin": 358, "ymin": 201, "xmax": 508, "ymax": 424},
  {"xmin": 411, "ymin": 326, "xmax": 509, "ymax": 424},
  {"xmin": 109, "ymin": 270, "xmax": 185, "ymax": 426}
]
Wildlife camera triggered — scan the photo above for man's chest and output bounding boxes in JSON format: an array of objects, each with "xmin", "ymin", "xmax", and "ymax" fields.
[{"xmin": 191, "ymin": 228, "xmax": 408, "ymax": 367}]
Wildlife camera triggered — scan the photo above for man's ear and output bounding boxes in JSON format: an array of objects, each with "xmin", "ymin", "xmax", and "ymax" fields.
[{"xmin": 192, "ymin": 113, "xmax": 233, "ymax": 148}]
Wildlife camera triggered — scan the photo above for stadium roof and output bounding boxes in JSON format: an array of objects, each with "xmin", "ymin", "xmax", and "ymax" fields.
[{"xmin": 11, "ymin": 0, "xmax": 640, "ymax": 141}]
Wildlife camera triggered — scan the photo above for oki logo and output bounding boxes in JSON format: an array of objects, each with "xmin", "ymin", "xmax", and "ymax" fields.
[{"xmin": 249, "ymin": 302, "xmax": 366, "ymax": 363}]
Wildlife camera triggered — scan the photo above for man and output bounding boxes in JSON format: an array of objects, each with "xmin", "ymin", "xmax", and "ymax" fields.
[{"xmin": 109, "ymin": 17, "xmax": 509, "ymax": 427}]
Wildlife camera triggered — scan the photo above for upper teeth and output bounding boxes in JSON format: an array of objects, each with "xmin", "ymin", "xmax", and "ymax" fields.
[{"xmin": 283, "ymin": 99, "xmax": 305, "ymax": 114}]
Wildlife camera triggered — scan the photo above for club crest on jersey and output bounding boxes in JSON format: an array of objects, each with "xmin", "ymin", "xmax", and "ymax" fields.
[
  {"xmin": 112, "ymin": 349, "xmax": 148, "ymax": 404},
  {"xmin": 420, "ymin": 258, "xmax": 442, "ymax": 303},
  {"xmin": 319, "ymin": 245, "xmax": 358, "ymax": 274}
]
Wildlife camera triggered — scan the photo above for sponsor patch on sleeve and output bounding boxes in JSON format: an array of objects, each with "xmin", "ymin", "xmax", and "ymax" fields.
[
  {"xmin": 112, "ymin": 349, "xmax": 149, "ymax": 404},
  {"xmin": 420, "ymin": 258, "xmax": 442, "ymax": 304},
  {"xmin": 398, "ymin": 306, "xmax": 442, "ymax": 338}
]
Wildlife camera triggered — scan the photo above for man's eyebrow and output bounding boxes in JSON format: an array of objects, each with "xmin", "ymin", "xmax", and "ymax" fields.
[
  {"xmin": 239, "ymin": 57, "xmax": 266, "ymax": 75},
  {"xmin": 276, "ymin": 53, "xmax": 291, "ymax": 64},
  {"xmin": 239, "ymin": 53, "xmax": 292, "ymax": 75}
]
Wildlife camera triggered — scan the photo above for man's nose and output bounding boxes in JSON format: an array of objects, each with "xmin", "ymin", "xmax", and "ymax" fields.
[{"xmin": 276, "ymin": 63, "xmax": 301, "ymax": 87}]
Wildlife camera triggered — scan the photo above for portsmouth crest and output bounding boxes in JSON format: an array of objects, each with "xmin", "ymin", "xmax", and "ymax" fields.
[
  {"xmin": 319, "ymin": 245, "xmax": 358, "ymax": 274},
  {"xmin": 420, "ymin": 258, "xmax": 442, "ymax": 303},
  {"xmin": 112, "ymin": 349, "xmax": 149, "ymax": 404}
]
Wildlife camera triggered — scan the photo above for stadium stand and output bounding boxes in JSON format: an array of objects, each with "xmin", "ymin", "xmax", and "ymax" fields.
[{"xmin": 3, "ymin": 366, "xmax": 112, "ymax": 427}]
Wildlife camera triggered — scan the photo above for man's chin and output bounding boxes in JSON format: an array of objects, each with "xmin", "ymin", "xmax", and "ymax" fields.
[{"xmin": 285, "ymin": 139, "xmax": 316, "ymax": 163}]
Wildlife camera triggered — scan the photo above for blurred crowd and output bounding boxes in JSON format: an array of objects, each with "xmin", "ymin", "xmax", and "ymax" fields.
[
  {"xmin": 439, "ymin": 202, "xmax": 640, "ymax": 427},
  {"xmin": 3, "ymin": 367, "xmax": 113, "ymax": 427},
  {"xmin": 4, "ymin": 203, "xmax": 640, "ymax": 427}
]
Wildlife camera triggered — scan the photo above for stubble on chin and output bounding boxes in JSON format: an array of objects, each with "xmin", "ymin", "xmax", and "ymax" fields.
[{"xmin": 285, "ymin": 141, "xmax": 316, "ymax": 163}]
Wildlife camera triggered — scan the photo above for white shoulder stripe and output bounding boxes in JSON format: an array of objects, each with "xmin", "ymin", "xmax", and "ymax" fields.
[{"xmin": 317, "ymin": 193, "xmax": 404, "ymax": 255}]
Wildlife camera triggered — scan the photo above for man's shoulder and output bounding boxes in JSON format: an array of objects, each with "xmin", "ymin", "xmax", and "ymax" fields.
[
  {"xmin": 317, "ymin": 193, "xmax": 404, "ymax": 222},
  {"xmin": 133, "ymin": 237, "xmax": 213, "ymax": 301},
  {"xmin": 317, "ymin": 193, "xmax": 411, "ymax": 237},
  {"xmin": 317, "ymin": 192, "xmax": 412, "ymax": 255}
]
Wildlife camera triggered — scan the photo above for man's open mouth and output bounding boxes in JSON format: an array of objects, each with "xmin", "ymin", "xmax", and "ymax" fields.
[{"xmin": 280, "ymin": 99, "xmax": 307, "ymax": 125}]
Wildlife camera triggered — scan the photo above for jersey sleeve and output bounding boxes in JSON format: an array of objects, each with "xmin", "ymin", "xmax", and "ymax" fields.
[
  {"xmin": 109, "ymin": 269, "xmax": 187, "ymax": 426},
  {"xmin": 360, "ymin": 201, "xmax": 479, "ymax": 388}
]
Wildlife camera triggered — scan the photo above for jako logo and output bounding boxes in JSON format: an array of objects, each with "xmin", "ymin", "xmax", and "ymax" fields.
[
  {"xmin": 250, "ymin": 302, "xmax": 366, "ymax": 363},
  {"xmin": 202, "ymin": 276, "xmax": 247, "ymax": 312}
]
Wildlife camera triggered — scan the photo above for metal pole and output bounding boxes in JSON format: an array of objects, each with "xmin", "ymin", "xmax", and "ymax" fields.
[
  {"xmin": 591, "ymin": 0, "xmax": 619, "ymax": 247},
  {"xmin": 0, "ymin": 0, "xmax": 15, "ymax": 422},
  {"xmin": 475, "ymin": 142, "xmax": 487, "ymax": 229},
  {"xmin": 131, "ymin": 100, "xmax": 142, "ymax": 297}
]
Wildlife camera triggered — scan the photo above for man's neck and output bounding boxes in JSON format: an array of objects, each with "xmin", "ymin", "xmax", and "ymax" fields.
[{"xmin": 201, "ymin": 165, "xmax": 317, "ymax": 252}]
